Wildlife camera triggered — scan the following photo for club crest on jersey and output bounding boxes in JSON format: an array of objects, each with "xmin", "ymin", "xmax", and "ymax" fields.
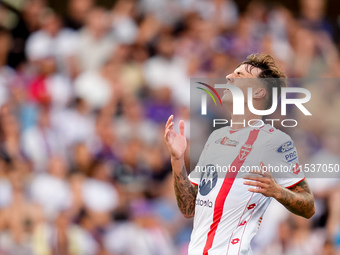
[
  {"xmin": 239, "ymin": 143, "xmax": 253, "ymax": 160},
  {"xmin": 292, "ymin": 163, "xmax": 301, "ymax": 175},
  {"xmin": 277, "ymin": 141, "xmax": 295, "ymax": 153},
  {"xmin": 215, "ymin": 137, "xmax": 239, "ymax": 147}
]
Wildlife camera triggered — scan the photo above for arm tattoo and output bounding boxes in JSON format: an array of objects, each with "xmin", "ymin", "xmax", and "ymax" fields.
[
  {"xmin": 173, "ymin": 166, "xmax": 198, "ymax": 218},
  {"xmin": 277, "ymin": 179, "xmax": 315, "ymax": 219}
]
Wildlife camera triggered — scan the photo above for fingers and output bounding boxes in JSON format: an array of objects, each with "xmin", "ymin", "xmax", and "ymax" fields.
[
  {"xmin": 260, "ymin": 161, "xmax": 268, "ymax": 173},
  {"xmin": 243, "ymin": 180, "xmax": 267, "ymax": 188},
  {"xmin": 165, "ymin": 115, "xmax": 174, "ymax": 129},
  {"xmin": 164, "ymin": 128, "xmax": 171, "ymax": 140},
  {"xmin": 243, "ymin": 162, "xmax": 272, "ymax": 193},
  {"xmin": 247, "ymin": 188, "xmax": 264, "ymax": 194},
  {"xmin": 243, "ymin": 175, "xmax": 268, "ymax": 182},
  {"xmin": 164, "ymin": 122, "xmax": 175, "ymax": 141},
  {"xmin": 179, "ymin": 120, "xmax": 185, "ymax": 136},
  {"xmin": 245, "ymin": 179, "xmax": 266, "ymax": 193},
  {"xmin": 167, "ymin": 122, "xmax": 174, "ymax": 130},
  {"xmin": 164, "ymin": 115, "xmax": 175, "ymax": 140},
  {"xmin": 243, "ymin": 162, "xmax": 277, "ymax": 196},
  {"xmin": 165, "ymin": 115, "xmax": 185, "ymax": 137}
]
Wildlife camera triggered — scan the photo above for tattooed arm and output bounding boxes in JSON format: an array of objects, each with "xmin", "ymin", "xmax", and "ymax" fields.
[
  {"xmin": 276, "ymin": 179, "xmax": 315, "ymax": 219},
  {"xmin": 164, "ymin": 115, "xmax": 198, "ymax": 218},
  {"xmin": 172, "ymin": 159, "xmax": 198, "ymax": 218},
  {"xmin": 243, "ymin": 163, "xmax": 315, "ymax": 219}
]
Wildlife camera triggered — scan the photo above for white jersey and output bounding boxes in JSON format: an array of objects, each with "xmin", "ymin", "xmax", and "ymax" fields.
[{"xmin": 188, "ymin": 124, "xmax": 304, "ymax": 255}]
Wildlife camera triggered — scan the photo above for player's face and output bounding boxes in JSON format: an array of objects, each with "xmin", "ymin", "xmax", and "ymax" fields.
[{"xmin": 222, "ymin": 64, "xmax": 262, "ymax": 104}]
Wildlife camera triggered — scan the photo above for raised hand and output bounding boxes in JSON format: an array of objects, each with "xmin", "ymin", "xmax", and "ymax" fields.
[{"xmin": 164, "ymin": 115, "xmax": 187, "ymax": 160}]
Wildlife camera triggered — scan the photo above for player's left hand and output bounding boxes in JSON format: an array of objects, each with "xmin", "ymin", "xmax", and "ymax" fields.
[{"xmin": 243, "ymin": 162, "xmax": 282, "ymax": 198}]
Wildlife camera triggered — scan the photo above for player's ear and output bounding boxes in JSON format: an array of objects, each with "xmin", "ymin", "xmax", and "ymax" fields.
[{"xmin": 253, "ymin": 88, "xmax": 266, "ymax": 99}]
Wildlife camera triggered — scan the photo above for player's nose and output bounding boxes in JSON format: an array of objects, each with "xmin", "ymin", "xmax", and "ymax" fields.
[{"xmin": 226, "ymin": 73, "xmax": 234, "ymax": 84}]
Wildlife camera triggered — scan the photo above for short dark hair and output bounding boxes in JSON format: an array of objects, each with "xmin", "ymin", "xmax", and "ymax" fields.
[{"xmin": 238, "ymin": 53, "xmax": 287, "ymax": 109}]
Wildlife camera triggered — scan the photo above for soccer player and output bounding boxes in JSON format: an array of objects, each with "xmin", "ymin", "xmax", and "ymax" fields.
[{"xmin": 164, "ymin": 54, "xmax": 315, "ymax": 255}]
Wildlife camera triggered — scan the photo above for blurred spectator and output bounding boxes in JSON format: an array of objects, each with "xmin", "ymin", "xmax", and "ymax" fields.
[
  {"xmin": 0, "ymin": 166, "xmax": 12, "ymax": 209},
  {"xmin": 319, "ymin": 239, "xmax": 338, "ymax": 255},
  {"xmin": 327, "ymin": 187, "xmax": 340, "ymax": 247},
  {"xmin": 135, "ymin": 14, "xmax": 162, "ymax": 45},
  {"xmin": 81, "ymin": 160, "xmax": 118, "ymax": 213},
  {"xmin": 28, "ymin": 55, "xmax": 72, "ymax": 108},
  {"xmin": 74, "ymin": 209, "xmax": 101, "ymax": 254},
  {"xmin": 8, "ymin": 0, "xmax": 46, "ymax": 68},
  {"xmin": 71, "ymin": 142, "xmax": 94, "ymax": 175},
  {"xmin": 74, "ymin": 59, "xmax": 115, "ymax": 110},
  {"xmin": 144, "ymin": 34, "xmax": 190, "ymax": 106},
  {"xmin": 110, "ymin": 0, "xmax": 138, "ymax": 44},
  {"xmin": 25, "ymin": 8, "xmax": 78, "ymax": 75},
  {"xmin": 30, "ymin": 156, "xmax": 71, "ymax": 220},
  {"xmin": 48, "ymin": 211, "xmax": 102, "ymax": 255},
  {"xmin": 307, "ymin": 128, "xmax": 340, "ymax": 237},
  {"xmin": 115, "ymin": 97, "xmax": 159, "ymax": 144},
  {"xmin": 0, "ymin": 163, "xmax": 43, "ymax": 255},
  {"xmin": 22, "ymin": 107, "xmax": 64, "ymax": 172},
  {"xmin": 64, "ymin": 0, "xmax": 94, "ymax": 31},
  {"xmin": 91, "ymin": 114, "xmax": 117, "ymax": 161},
  {"xmin": 258, "ymin": 216, "xmax": 324, "ymax": 255},
  {"xmin": 52, "ymin": 98, "xmax": 95, "ymax": 149},
  {"xmin": 257, "ymin": 220, "xmax": 293, "ymax": 255},
  {"xmin": 264, "ymin": 5, "xmax": 294, "ymax": 65},
  {"xmin": 152, "ymin": 174, "xmax": 192, "ymax": 248},
  {"xmin": 114, "ymin": 137, "xmax": 150, "ymax": 190},
  {"xmin": 0, "ymin": 105, "xmax": 25, "ymax": 162},
  {"xmin": 76, "ymin": 7, "xmax": 115, "ymax": 71},
  {"xmin": 0, "ymin": 28, "xmax": 14, "ymax": 108},
  {"xmin": 138, "ymin": 0, "xmax": 182, "ymax": 26},
  {"xmin": 194, "ymin": 0, "xmax": 238, "ymax": 30},
  {"xmin": 104, "ymin": 199, "xmax": 177, "ymax": 255},
  {"xmin": 299, "ymin": 0, "xmax": 333, "ymax": 36},
  {"xmin": 102, "ymin": 44, "xmax": 144, "ymax": 96}
]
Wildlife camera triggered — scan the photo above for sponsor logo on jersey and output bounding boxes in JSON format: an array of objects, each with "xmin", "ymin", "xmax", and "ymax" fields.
[
  {"xmin": 285, "ymin": 150, "xmax": 298, "ymax": 162},
  {"xmin": 199, "ymin": 164, "xmax": 218, "ymax": 196},
  {"xmin": 231, "ymin": 238, "xmax": 240, "ymax": 245},
  {"xmin": 277, "ymin": 141, "xmax": 295, "ymax": 153},
  {"xmin": 215, "ymin": 137, "xmax": 239, "ymax": 147},
  {"xmin": 196, "ymin": 198, "xmax": 213, "ymax": 208},
  {"xmin": 239, "ymin": 143, "xmax": 253, "ymax": 160}
]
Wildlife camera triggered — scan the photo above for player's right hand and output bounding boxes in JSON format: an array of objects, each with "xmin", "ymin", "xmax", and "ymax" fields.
[{"xmin": 164, "ymin": 115, "xmax": 187, "ymax": 160}]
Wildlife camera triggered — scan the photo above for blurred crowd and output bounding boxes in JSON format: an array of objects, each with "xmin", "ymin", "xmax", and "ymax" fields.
[{"xmin": 0, "ymin": 0, "xmax": 339, "ymax": 254}]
